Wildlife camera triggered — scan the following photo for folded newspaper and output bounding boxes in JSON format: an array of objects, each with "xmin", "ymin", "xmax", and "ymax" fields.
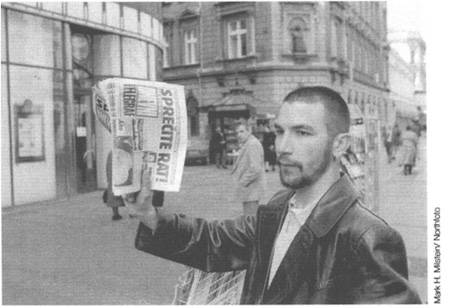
[{"xmin": 93, "ymin": 78, "xmax": 187, "ymax": 195}]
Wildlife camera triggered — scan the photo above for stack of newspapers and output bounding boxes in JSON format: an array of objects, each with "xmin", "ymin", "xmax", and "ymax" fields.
[
  {"xmin": 173, "ymin": 268, "xmax": 246, "ymax": 305},
  {"xmin": 93, "ymin": 78, "xmax": 187, "ymax": 195}
]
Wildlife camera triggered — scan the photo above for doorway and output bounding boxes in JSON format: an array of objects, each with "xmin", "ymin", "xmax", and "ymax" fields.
[
  {"xmin": 74, "ymin": 91, "xmax": 97, "ymax": 193},
  {"xmin": 71, "ymin": 28, "xmax": 97, "ymax": 193}
]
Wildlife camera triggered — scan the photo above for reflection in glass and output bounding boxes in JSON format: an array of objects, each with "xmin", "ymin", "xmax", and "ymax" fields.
[{"xmin": 72, "ymin": 32, "xmax": 93, "ymax": 89}]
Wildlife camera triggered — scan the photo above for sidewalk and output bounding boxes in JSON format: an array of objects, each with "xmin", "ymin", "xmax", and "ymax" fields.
[
  {"xmin": 2, "ymin": 166, "xmax": 283, "ymax": 305},
  {"xmin": 2, "ymin": 141, "xmax": 427, "ymax": 304},
  {"xmin": 377, "ymin": 137, "xmax": 428, "ymax": 302}
]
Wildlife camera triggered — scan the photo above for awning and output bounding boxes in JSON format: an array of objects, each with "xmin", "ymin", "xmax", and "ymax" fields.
[{"xmin": 209, "ymin": 92, "xmax": 279, "ymax": 118}]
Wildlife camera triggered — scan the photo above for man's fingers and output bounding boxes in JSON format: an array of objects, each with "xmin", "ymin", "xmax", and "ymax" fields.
[
  {"xmin": 141, "ymin": 169, "xmax": 152, "ymax": 191},
  {"xmin": 123, "ymin": 192, "xmax": 137, "ymax": 203}
]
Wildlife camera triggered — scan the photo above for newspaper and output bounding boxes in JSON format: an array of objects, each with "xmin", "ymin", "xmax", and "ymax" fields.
[{"xmin": 93, "ymin": 78, "xmax": 187, "ymax": 195}]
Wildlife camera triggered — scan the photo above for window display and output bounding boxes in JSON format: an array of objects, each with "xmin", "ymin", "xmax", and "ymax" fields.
[{"xmin": 14, "ymin": 99, "xmax": 45, "ymax": 163}]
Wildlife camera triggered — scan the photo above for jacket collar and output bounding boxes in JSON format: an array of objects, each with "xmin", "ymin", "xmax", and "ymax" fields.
[
  {"xmin": 260, "ymin": 174, "xmax": 361, "ymax": 238},
  {"xmin": 305, "ymin": 174, "xmax": 361, "ymax": 238}
]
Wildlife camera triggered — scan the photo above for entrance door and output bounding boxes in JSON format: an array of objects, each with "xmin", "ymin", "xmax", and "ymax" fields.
[
  {"xmin": 71, "ymin": 28, "xmax": 96, "ymax": 193},
  {"xmin": 74, "ymin": 92, "xmax": 97, "ymax": 193}
]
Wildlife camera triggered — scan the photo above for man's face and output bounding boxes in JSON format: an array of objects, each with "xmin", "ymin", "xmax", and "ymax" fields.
[
  {"xmin": 236, "ymin": 125, "xmax": 251, "ymax": 144},
  {"xmin": 274, "ymin": 101, "xmax": 334, "ymax": 189}
]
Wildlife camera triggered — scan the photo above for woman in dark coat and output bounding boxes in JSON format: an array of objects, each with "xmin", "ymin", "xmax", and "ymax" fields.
[
  {"xmin": 398, "ymin": 126, "xmax": 418, "ymax": 175},
  {"xmin": 262, "ymin": 125, "xmax": 276, "ymax": 172},
  {"xmin": 106, "ymin": 151, "xmax": 125, "ymax": 220}
]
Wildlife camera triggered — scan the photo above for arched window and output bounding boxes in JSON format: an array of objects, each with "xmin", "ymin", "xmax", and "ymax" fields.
[
  {"xmin": 186, "ymin": 96, "xmax": 199, "ymax": 136},
  {"xmin": 288, "ymin": 18, "xmax": 308, "ymax": 54}
]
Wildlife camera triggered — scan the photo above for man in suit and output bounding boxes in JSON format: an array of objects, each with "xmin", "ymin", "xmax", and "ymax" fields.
[
  {"xmin": 231, "ymin": 123, "xmax": 266, "ymax": 215},
  {"xmin": 124, "ymin": 86, "xmax": 421, "ymax": 304}
]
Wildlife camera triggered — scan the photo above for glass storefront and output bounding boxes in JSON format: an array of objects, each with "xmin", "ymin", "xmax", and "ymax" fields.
[
  {"xmin": 8, "ymin": 10, "xmax": 62, "ymax": 68},
  {"xmin": 1, "ymin": 3, "xmax": 163, "ymax": 206},
  {"xmin": 9, "ymin": 66, "xmax": 59, "ymax": 204}
]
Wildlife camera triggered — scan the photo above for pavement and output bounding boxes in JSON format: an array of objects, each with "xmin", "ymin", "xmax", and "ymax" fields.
[
  {"xmin": 2, "ymin": 139, "xmax": 427, "ymax": 304},
  {"xmin": 377, "ymin": 137, "xmax": 428, "ymax": 303}
]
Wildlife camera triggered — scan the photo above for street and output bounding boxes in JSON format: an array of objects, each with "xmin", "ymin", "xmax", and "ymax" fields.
[{"xmin": 2, "ymin": 139, "xmax": 427, "ymax": 304}]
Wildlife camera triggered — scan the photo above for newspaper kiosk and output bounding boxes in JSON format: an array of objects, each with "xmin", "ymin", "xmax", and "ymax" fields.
[{"xmin": 340, "ymin": 104, "xmax": 380, "ymax": 212}]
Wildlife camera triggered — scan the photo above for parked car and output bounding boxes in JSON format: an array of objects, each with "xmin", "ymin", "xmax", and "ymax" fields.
[{"xmin": 185, "ymin": 137, "xmax": 209, "ymax": 165}]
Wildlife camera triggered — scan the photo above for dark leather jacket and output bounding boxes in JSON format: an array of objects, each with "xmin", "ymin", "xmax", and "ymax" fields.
[{"xmin": 135, "ymin": 175, "xmax": 421, "ymax": 304}]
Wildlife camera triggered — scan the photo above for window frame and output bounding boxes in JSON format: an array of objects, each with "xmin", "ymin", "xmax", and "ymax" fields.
[
  {"xmin": 220, "ymin": 13, "xmax": 254, "ymax": 60},
  {"xmin": 227, "ymin": 18, "xmax": 248, "ymax": 59},
  {"xmin": 183, "ymin": 27, "xmax": 198, "ymax": 65}
]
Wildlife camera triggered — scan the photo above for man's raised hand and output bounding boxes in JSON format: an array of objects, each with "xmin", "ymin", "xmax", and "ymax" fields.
[{"xmin": 123, "ymin": 170, "xmax": 158, "ymax": 230}]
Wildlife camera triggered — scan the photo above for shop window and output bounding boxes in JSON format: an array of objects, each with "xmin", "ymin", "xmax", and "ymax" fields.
[
  {"xmin": 93, "ymin": 35, "xmax": 121, "ymax": 76},
  {"xmin": 8, "ymin": 10, "xmax": 63, "ymax": 68},
  {"xmin": 9, "ymin": 66, "xmax": 58, "ymax": 203},
  {"xmin": 184, "ymin": 28, "xmax": 198, "ymax": 65},
  {"xmin": 122, "ymin": 37, "xmax": 147, "ymax": 79},
  {"xmin": 288, "ymin": 17, "xmax": 309, "ymax": 54}
]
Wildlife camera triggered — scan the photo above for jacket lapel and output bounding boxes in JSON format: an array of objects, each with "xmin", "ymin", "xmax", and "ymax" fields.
[
  {"xmin": 261, "ymin": 174, "xmax": 361, "ymax": 304},
  {"xmin": 263, "ymin": 224, "xmax": 314, "ymax": 303},
  {"xmin": 307, "ymin": 174, "xmax": 360, "ymax": 238}
]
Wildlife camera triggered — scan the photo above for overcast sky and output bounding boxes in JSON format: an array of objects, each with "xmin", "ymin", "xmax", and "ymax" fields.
[{"xmin": 387, "ymin": 0, "xmax": 425, "ymax": 38}]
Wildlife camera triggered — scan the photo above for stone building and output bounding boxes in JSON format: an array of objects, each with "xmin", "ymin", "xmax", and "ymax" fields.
[
  {"xmin": 162, "ymin": 1, "xmax": 391, "ymax": 149},
  {"xmin": 1, "ymin": 2, "xmax": 163, "ymax": 206},
  {"xmin": 389, "ymin": 31, "xmax": 426, "ymax": 115},
  {"xmin": 387, "ymin": 31, "xmax": 426, "ymax": 132}
]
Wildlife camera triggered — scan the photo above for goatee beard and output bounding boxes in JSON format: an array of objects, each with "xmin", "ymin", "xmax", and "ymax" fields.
[{"xmin": 279, "ymin": 164, "xmax": 314, "ymax": 190}]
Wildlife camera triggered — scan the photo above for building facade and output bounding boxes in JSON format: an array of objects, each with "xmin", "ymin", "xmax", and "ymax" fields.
[
  {"xmin": 1, "ymin": 2, "xmax": 163, "ymax": 207},
  {"xmin": 162, "ymin": 1, "xmax": 389, "ymax": 210},
  {"xmin": 162, "ymin": 1, "xmax": 390, "ymax": 135},
  {"xmin": 388, "ymin": 43, "xmax": 417, "ymax": 128}
]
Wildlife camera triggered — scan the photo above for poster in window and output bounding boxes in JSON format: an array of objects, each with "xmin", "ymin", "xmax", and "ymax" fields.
[{"xmin": 15, "ymin": 99, "xmax": 45, "ymax": 163}]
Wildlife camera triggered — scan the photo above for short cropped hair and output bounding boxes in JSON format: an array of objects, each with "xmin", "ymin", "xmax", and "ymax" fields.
[{"xmin": 282, "ymin": 86, "xmax": 350, "ymax": 138}]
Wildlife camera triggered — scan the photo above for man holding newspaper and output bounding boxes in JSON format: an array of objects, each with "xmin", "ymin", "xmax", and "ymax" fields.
[{"xmin": 103, "ymin": 83, "xmax": 420, "ymax": 304}]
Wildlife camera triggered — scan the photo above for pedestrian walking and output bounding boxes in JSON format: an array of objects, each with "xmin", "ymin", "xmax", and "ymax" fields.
[
  {"xmin": 262, "ymin": 125, "xmax": 277, "ymax": 172},
  {"xmin": 398, "ymin": 126, "xmax": 418, "ymax": 175},
  {"xmin": 124, "ymin": 86, "xmax": 421, "ymax": 304},
  {"xmin": 231, "ymin": 123, "xmax": 266, "ymax": 215},
  {"xmin": 106, "ymin": 151, "xmax": 125, "ymax": 220},
  {"xmin": 382, "ymin": 125, "xmax": 394, "ymax": 163},
  {"xmin": 210, "ymin": 126, "xmax": 227, "ymax": 169},
  {"xmin": 391, "ymin": 123, "xmax": 401, "ymax": 159}
]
